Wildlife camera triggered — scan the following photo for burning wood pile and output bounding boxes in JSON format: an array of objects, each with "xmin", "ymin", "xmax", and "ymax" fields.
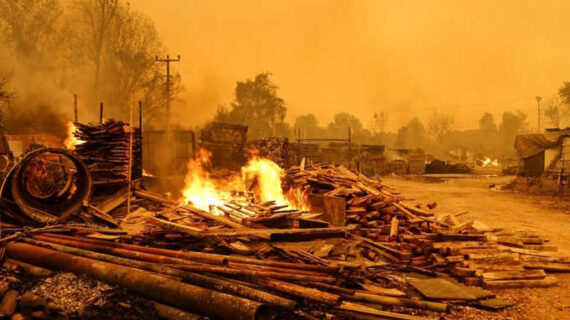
[
  {"xmin": 72, "ymin": 120, "xmax": 142, "ymax": 185},
  {"xmin": 0, "ymin": 150, "xmax": 568, "ymax": 319}
]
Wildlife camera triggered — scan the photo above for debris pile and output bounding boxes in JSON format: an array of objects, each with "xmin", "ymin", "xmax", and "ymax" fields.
[{"xmin": 0, "ymin": 142, "xmax": 568, "ymax": 319}]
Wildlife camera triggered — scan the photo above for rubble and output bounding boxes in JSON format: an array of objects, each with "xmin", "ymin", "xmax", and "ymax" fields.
[{"xmin": 0, "ymin": 125, "xmax": 568, "ymax": 319}]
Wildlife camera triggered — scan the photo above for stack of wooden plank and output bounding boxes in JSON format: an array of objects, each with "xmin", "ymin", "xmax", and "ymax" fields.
[
  {"xmin": 281, "ymin": 162, "xmax": 568, "ymax": 288},
  {"xmin": 73, "ymin": 120, "xmax": 141, "ymax": 185}
]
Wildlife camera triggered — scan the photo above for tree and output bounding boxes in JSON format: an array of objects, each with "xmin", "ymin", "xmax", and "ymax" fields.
[
  {"xmin": 0, "ymin": 0, "xmax": 63, "ymax": 65},
  {"xmin": 479, "ymin": 112, "xmax": 497, "ymax": 132},
  {"xmin": 0, "ymin": 75, "xmax": 12, "ymax": 129},
  {"xmin": 327, "ymin": 113, "xmax": 363, "ymax": 138},
  {"xmin": 395, "ymin": 117, "xmax": 427, "ymax": 149},
  {"xmin": 427, "ymin": 110, "xmax": 454, "ymax": 141},
  {"xmin": 0, "ymin": 75, "xmax": 11, "ymax": 107},
  {"xmin": 74, "ymin": 0, "xmax": 119, "ymax": 95},
  {"xmin": 543, "ymin": 95, "xmax": 562, "ymax": 128},
  {"xmin": 558, "ymin": 82, "xmax": 570, "ymax": 106},
  {"xmin": 71, "ymin": 0, "xmax": 176, "ymax": 120},
  {"xmin": 216, "ymin": 73, "xmax": 286, "ymax": 138},
  {"xmin": 499, "ymin": 111, "xmax": 527, "ymax": 136},
  {"xmin": 294, "ymin": 113, "xmax": 320, "ymax": 138},
  {"xmin": 371, "ymin": 111, "xmax": 388, "ymax": 133}
]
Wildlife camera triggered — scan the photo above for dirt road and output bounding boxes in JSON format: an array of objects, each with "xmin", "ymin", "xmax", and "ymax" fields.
[{"xmin": 382, "ymin": 175, "xmax": 570, "ymax": 320}]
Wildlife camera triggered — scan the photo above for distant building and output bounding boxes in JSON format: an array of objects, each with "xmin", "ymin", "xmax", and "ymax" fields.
[{"xmin": 514, "ymin": 128, "xmax": 570, "ymax": 177}]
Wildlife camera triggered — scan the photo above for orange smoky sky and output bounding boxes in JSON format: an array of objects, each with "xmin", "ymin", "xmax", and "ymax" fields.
[{"xmin": 131, "ymin": 0, "xmax": 570, "ymax": 131}]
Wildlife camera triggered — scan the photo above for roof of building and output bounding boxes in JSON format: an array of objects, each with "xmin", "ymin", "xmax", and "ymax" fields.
[{"xmin": 514, "ymin": 129, "xmax": 570, "ymax": 159}]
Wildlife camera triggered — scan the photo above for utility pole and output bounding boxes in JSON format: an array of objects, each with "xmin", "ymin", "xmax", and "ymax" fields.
[
  {"xmin": 155, "ymin": 55, "xmax": 181, "ymax": 127},
  {"xmin": 536, "ymin": 96, "xmax": 542, "ymax": 132}
]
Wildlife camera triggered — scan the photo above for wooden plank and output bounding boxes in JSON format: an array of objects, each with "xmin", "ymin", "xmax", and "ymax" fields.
[
  {"xmin": 482, "ymin": 270, "xmax": 546, "ymax": 281},
  {"xmin": 96, "ymin": 187, "xmax": 128, "ymax": 213},
  {"xmin": 407, "ymin": 278, "xmax": 478, "ymax": 300},
  {"xmin": 483, "ymin": 276, "xmax": 557, "ymax": 289},
  {"xmin": 523, "ymin": 262, "xmax": 570, "ymax": 272},
  {"xmin": 308, "ymin": 194, "xmax": 346, "ymax": 227},
  {"xmin": 150, "ymin": 217, "xmax": 202, "ymax": 237}
]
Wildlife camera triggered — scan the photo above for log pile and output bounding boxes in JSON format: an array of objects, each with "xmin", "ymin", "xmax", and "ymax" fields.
[
  {"xmin": 0, "ymin": 161, "xmax": 569, "ymax": 319},
  {"xmin": 73, "ymin": 120, "xmax": 142, "ymax": 185}
]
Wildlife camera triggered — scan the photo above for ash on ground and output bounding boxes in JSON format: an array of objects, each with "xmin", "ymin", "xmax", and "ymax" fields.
[{"xmin": 28, "ymin": 273, "xmax": 112, "ymax": 315}]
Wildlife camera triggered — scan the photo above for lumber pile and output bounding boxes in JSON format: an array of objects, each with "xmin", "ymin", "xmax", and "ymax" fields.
[
  {"xmin": 73, "ymin": 120, "xmax": 142, "ymax": 185},
  {"xmin": 282, "ymin": 162, "xmax": 568, "ymax": 288}
]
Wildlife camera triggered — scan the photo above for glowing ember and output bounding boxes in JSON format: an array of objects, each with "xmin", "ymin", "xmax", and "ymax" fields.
[
  {"xmin": 64, "ymin": 121, "xmax": 84, "ymax": 150},
  {"xmin": 180, "ymin": 149, "xmax": 308, "ymax": 212},
  {"xmin": 142, "ymin": 169, "xmax": 155, "ymax": 177},
  {"xmin": 481, "ymin": 157, "xmax": 499, "ymax": 167}
]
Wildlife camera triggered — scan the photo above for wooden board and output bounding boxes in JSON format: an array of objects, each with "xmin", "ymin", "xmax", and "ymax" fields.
[
  {"xmin": 308, "ymin": 194, "xmax": 346, "ymax": 227},
  {"xmin": 407, "ymin": 278, "xmax": 478, "ymax": 300}
]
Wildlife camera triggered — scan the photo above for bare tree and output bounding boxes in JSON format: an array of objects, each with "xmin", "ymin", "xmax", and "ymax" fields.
[{"xmin": 427, "ymin": 110, "xmax": 454, "ymax": 141}]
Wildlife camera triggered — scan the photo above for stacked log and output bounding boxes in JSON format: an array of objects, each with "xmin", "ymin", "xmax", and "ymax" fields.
[{"xmin": 73, "ymin": 120, "xmax": 141, "ymax": 185}]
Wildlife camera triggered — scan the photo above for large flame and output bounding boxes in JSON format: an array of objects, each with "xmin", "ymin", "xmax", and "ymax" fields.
[
  {"xmin": 481, "ymin": 157, "xmax": 499, "ymax": 167},
  {"xmin": 181, "ymin": 149, "xmax": 227, "ymax": 211},
  {"xmin": 241, "ymin": 157, "xmax": 289, "ymax": 205},
  {"xmin": 64, "ymin": 121, "xmax": 84, "ymax": 150},
  {"xmin": 180, "ymin": 148, "xmax": 307, "ymax": 212}
]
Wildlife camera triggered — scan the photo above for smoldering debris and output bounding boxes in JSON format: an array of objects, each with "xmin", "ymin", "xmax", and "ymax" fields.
[{"xmin": 28, "ymin": 273, "xmax": 112, "ymax": 315}]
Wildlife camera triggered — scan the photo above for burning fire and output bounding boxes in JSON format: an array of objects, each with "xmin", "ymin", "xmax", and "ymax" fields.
[
  {"xmin": 481, "ymin": 157, "xmax": 499, "ymax": 167},
  {"xmin": 241, "ymin": 158, "xmax": 288, "ymax": 204},
  {"xmin": 181, "ymin": 148, "xmax": 226, "ymax": 211},
  {"xmin": 142, "ymin": 169, "xmax": 155, "ymax": 177},
  {"xmin": 180, "ymin": 148, "xmax": 307, "ymax": 212},
  {"xmin": 64, "ymin": 121, "xmax": 84, "ymax": 150}
]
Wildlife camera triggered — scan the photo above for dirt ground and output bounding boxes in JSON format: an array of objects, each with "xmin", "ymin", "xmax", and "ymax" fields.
[{"xmin": 382, "ymin": 175, "xmax": 570, "ymax": 320}]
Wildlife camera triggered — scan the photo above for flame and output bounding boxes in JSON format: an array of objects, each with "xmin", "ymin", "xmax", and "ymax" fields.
[
  {"xmin": 142, "ymin": 169, "xmax": 155, "ymax": 177},
  {"xmin": 180, "ymin": 149, "xmax": 309, "ymax": 213},
  {"xmin": 64, "ymin": 121, "xmax": 84, "ymax": 150},
  {"xmin": 241, "ymin": 157, "xmax": 289, "ymax": 205},
  {"xmin": 481, "ymin": 157, "xmax": 499, "ymax": 167},
  {"xmin": 180, "ymin": 149, "xmax": 227, "ymax": 211}
]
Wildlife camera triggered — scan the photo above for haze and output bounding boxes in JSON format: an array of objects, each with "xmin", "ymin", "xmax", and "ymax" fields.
[{"xmin": 131, "ymin": 0, "xmax": 570, "ymax": 131}]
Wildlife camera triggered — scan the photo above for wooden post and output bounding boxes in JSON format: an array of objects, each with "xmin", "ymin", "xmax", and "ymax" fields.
[
  {"xmin": 73, "ymin": 94, "xmax": 78, "ymax": 122},
  {"xmin": 127, "ymin": 102, "xmax": 134, "ymax": 215},
  {"xmin": 139, "ymin": 101, "xmax": 143, "ymax": 185},
  {"xmin": 348, "ymin": 127, "xmax": 352, "ymax": 169},
  {"xmin": 99, "ymin": 102, "xmax": 104, "ymax": 123}
]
